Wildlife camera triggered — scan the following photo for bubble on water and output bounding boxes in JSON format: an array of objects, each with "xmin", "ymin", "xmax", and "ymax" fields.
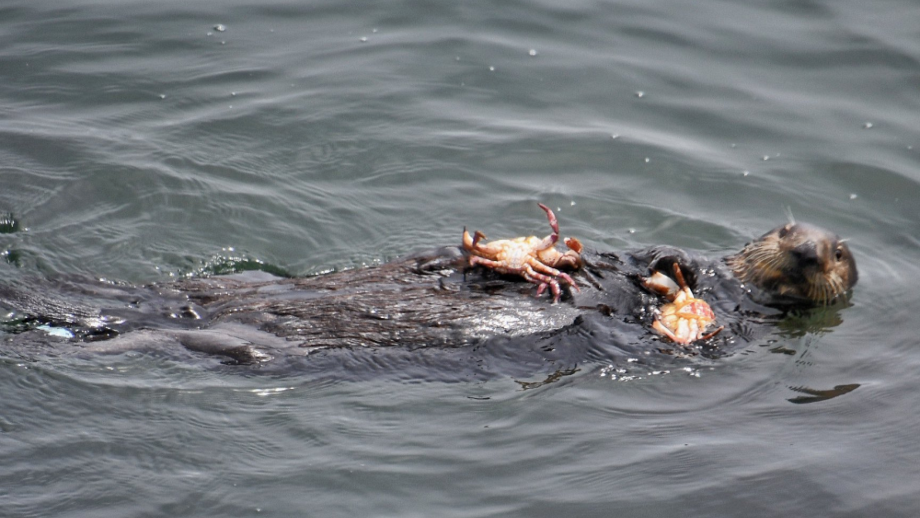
[
  {"xmin": 742, "ymin": 170, "xmax": 750, "ymax": 176},
  {"xmin": 862, "ymin": 122, "xmax": 873, "ymax": 129},
  {"xmin": 359, "ymin": 36, "xmax": 367, "ymax": 42},
  {"xmin": 635, "ymin": 90, "xmax": 645, "ymax": 98},
  {"xmin": 214, "ymin": 24, "xmax": 226, "ymax": 32},
  {"xmin": 644, "ymin": 157, "xmax": 650, "ymax": 163},
  {"xmin": 489, "ymin": 66, "xmax": 495, "ymax": 71},
  {"xmin": 849, "ymin": 193, "xmax": 858, "ymax": 200},
  {"xmin": 762, "ymin": 155, "xmax": 770, "ymax": 161},
  {"xmin": 159, "ymin": 94, "xmax": 166, "ymax": 99},
  {"xmin": 528, "ymin": 49, "xmax": 538, "ymax": 56},
  {"xmin": 206, "ymin": 31, "xmax": 213, "ymax": 36}
]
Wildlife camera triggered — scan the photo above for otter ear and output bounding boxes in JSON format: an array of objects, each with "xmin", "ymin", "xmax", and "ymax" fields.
[{"xmin": 778, "ymin": 223, "xmax": 793, "ymax": 239}]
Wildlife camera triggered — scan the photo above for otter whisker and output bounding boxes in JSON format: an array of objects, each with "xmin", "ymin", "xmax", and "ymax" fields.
[{"xmin": 783, "ymin": 206, "xmax": 796, "ymax": 226}]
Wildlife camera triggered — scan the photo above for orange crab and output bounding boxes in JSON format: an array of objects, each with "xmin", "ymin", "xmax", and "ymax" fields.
[
  {"xmin": 643, "ymin": 262, "xmax": 724, "ymax": 345},
  {"xmin": 462, "ymin": 203, "xmax": 583, "ymax": 303}
]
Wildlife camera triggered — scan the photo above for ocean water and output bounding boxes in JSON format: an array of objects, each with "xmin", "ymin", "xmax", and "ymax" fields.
[{"xmin": 2, "ymin": 0, "xmax": 919, "ymax": 516}]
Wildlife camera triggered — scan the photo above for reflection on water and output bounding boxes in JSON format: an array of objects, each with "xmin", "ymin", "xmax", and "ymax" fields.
[{"xmin": 787, "ymin": 383, "xmax": 860, "ymax": 404}]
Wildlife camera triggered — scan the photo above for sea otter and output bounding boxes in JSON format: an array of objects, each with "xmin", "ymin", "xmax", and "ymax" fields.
[{"xmin": 0, "ymin": 221, "xmax": 857, "ymax": 379}]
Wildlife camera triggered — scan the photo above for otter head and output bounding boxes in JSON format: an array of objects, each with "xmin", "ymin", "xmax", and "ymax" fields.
[{"xmin": 726, "ymin": 223, "xmax": 857, "ymax": 307}]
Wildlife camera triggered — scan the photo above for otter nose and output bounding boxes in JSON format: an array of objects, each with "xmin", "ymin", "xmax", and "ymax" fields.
[{"xmin": 791, "ymin": 242, "xmax": 820, "ymax": 267}]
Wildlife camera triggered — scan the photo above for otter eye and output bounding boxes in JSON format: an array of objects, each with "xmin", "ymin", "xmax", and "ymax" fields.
[{"xmin": 835, "ymin": 247, "xmax": 844, "ymax": 261}]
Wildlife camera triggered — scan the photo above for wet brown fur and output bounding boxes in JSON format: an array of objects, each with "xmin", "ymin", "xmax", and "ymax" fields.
[{"xmin": 725, "ymin": 223, "xmax": 857, "ymax": 306}]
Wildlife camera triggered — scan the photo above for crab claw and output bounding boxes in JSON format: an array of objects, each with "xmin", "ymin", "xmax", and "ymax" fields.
[{"xmin": 564, "ymin": 237, "xmax": 583, "ymax": 254}]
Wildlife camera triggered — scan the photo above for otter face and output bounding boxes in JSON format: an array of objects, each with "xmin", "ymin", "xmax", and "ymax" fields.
[{"xmin": 726, "ymin": 223, "xmax": 857, "ymax": 306}]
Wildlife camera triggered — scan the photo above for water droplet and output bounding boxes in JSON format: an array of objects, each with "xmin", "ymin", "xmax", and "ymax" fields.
[
  {"xmin": 570, "ymin": 200, "xmax": 576, "ymax": 206},
  {"xmin": 528, "ymin": 49, "xmax": 538, "ymax": 56},
  {"xmin": 762, "ymin": 155, "xmax": 770, "ymax": 161},
  {"xmin": 611, "ymin": 134, "xmax": 620, "ymax": 140},
  {"xmin": 221, "ymin": 41, "xmax": 226, "ymax": 45},
  {"xmin": 644, "ymin": 157, "xmax": 650, "ymax": 163},
  {"xmin": 159, "ymin": 94, "xmax": 166, "ymax": 99},
  {"xmin": 849, "ymin": 193, "xmax": 858, "ymax": 200},
  {"xmin": 372, "ymin": 28, "xmax": 378, "ymax": 33},
  {"xmin": 214, "ymin": 24, "xmax": 226, "ymax": 32},
  {"xmin": 359, "ymin": 36, "xmax": 367, "ymax": 42},
  {"xmin": 488, "ymin": 66, "xmax": 495, "ymax": 71},
  {"xmin": 455, "ymin": 56, "xmax": 460, "ymax": 61},
  {"xmin": 908, "ymin": 145, "xmax": 914, "ymax": 150},
  {"xmin": 206, "ymin": 31, "xmax": 213, "ymax": 36},
  {"xmin": 635, "ymin": 90, "xmax": 645, "ymax": 98},
  {"xmin": 231, "ymin": 91, "xmax": 237, "ymax": 96},
  {"xmin": 742, "ymin": 170, "xmax": 750, "ymax": 176},
  {"xmin": 628, "ymin": 228, "xmax": 636, "ymax": 234},
  {"xmin": 862, "ymin": 122, "xmax": 873, "ymax": 129}
]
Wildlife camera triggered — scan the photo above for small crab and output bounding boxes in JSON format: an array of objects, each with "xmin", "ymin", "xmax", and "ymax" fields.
[
  {"xmin": 462, "ymin": 203, "xmax": 583, "ymax": 303},
  {"xmin": 643, "ymin": 262, "xmax": 724, "ymax": 345}
]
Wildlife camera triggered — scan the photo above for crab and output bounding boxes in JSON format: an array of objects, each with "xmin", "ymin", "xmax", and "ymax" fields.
[
  {"xmin": 643, "ymin": 262, "xmax": 724, "ymax": 345},
  {"xmin": 462, "ymin": 203, "xmax": 583, "ymax": 303}
]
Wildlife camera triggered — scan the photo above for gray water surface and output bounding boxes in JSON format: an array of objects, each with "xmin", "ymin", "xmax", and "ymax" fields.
[{"xmin": 2, "ymin": 0, "xmax": 919, "ymax": 516}]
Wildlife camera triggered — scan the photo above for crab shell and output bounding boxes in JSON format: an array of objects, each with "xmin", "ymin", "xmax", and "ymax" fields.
[
  {"xmin": 461, "ymin": 203, "xmax": 583, "ymax": 303},
  {"xmin": 644, "ymin": 263, "xmax": 723, "ymax": 345}
]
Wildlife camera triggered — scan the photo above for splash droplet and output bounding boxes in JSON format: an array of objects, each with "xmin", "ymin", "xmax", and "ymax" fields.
[
  {"xmin": 359, "ymin": 36, "xmax": 367, "ymax": 42},
  {"xmin": 635, "ymin": 91, "xmax": 645, "ymax": 98},
  {"xmin": 528, "ymin": 49, "xmax": 538, "ymax": 56},
  {"xmin": 849, "ymin": 193, "xmax": 858, "ymax": 200},
  {"xmin": 214, "ymin": 24, "xmax": 226, "ymax": 32},
  {"xmin": 862, "ymin": 122, "xmax": 873, "ymax": 129}
]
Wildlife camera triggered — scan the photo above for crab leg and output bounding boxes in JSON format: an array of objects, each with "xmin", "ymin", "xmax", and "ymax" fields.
[
  {"xmin": 529, "ymin": 260, "xmax": 579, "ymax": 292},
  {"xmin": 523, "ymin": 264, "xmax": 562, "ymax": 303},
  {"xmin": 469, "ymin": 255, "xmax": 510, "ymax": 272},
  {"xmin": 534, "ymin": 203, "xmax": 561, "ymax": 251},
  {"xmin": 699, "ymin": 326, "xmax": 725, "ymax": 341}
]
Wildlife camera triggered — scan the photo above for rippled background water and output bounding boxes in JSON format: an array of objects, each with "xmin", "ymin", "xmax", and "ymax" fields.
[{"xmin": 2, "ymin": 0, "xmax": 919, "ymax": 516}]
